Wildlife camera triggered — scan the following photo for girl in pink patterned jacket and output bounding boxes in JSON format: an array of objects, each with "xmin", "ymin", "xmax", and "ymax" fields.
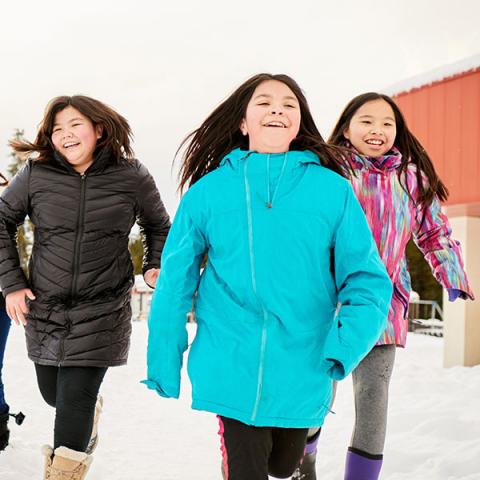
[{"xmin": 293, "ymin": 93, "xmax": 474, "ymax": 480}]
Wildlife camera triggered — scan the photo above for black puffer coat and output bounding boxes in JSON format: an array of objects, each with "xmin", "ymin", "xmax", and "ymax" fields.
[{"xmin": 0, "ymin": 149, "xmax": 170, "ymax": 367}]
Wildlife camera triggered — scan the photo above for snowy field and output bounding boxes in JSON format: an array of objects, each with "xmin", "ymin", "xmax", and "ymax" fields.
[{"xmin": 1, "ymin": 321, "xmax": 479, "ymax": 480}]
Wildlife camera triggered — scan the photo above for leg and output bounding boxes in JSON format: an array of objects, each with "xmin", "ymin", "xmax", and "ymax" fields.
[
  {"xmin": 218, "ymin": 416, "xmax": 272, "ymax": 480},
  {"xmin": 0, "ymin": 309, "xmax": 11, "ymax": 450},
  {"xmin": 54, "ymin": 366, "xmax": 107, "ymax": 451},
  {"xmin": 345, "ymin": 345, "xmax": 396, "ymax": 480},
  {"xmin": 268, "ymin": 426, "xmax": 308, "ymax": 478},
  {"xmin": 0, "ymin": 308, "xmax": 12, "ymax": 413},
  {"xmin": 35, "ymin": 364, "xmax": 60, "ymax": 408},
  {"xmin": 292, "ymin": 381, "xmax": 337, "ymax": 479}
]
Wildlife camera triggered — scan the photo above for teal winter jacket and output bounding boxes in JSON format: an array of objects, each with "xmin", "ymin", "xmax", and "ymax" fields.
[{"xmin": 143, "ymin": 148, "xmax": 392, "ymax": 427}]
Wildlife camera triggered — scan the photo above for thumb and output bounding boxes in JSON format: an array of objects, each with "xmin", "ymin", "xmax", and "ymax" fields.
[{"xmin": 26, "ymin": 289, "xmax": 36, "ymax": 300}]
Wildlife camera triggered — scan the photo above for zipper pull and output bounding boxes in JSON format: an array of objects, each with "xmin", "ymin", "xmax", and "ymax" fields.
[{"xmin": 266, "ymin": 202, "xmax": 272, "ymax": 209}]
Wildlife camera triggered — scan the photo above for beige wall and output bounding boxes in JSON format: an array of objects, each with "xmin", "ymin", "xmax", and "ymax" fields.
[{"xmin": 443, "ymin": 216, "xmax": 480, "ymax": 367}]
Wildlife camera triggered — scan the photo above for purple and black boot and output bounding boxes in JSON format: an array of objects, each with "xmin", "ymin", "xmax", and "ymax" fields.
[
  {"xmin": 344, "ymin": 447, "xmax": 383, "ymax": 480},
  {"xmin": 291, "ymin": 429, "xmax": 321, "ymax": 479}
]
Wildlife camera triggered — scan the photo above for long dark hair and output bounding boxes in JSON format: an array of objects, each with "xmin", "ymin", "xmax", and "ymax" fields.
[
  {"xmin": 10, "ymin": 95, "xmax": 134, "ymax": 162},
  {"xmin": 177, "ymin": 73, "xmax": 352, "ymax": 192},
  {"xmin": 329, "ymin": 92, "xmax": 448, "ymax": 208}
]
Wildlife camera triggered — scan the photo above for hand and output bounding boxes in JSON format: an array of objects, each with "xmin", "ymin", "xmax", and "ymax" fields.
[
  {"xmin": 144, "ymin": 268, "xmax": 160, "ymax": 288},
  {"xmin": 6, "ymin": 288, "xmax": 36, "ymax": 326}
]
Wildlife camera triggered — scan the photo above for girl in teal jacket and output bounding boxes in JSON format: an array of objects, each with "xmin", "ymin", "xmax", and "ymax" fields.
[{"xmin": 143, "ymin": 74, "xmax": 393, "ymax": 479}]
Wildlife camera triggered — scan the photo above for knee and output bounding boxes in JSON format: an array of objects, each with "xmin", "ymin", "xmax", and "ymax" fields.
[
  {"xmin": 38, "ymin": 387, "xmax": 57, "ymax": 408},
  {"xmin": 57, "ymin": 384, "xmax": 96, "ymax": 412},
  {"xmin": 268, "ymin": 465, "xmax": 297, "ymax": 479}
]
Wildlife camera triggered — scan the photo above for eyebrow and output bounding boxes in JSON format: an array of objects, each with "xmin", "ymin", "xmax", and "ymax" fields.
[
  {"xmin": 53, "ymin": 117, "xmax": 84, "ymax": 127},
  {"xmin": 254, "ymin": 94, "xmax": 299, "ymax": 102},
  {"xmin": 358, "ymin": 114, "xmax": 395, "ymax": 122}
]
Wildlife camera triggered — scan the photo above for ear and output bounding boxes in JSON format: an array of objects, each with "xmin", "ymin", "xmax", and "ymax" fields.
[
  {"xmin": 239, "ymin": 119, "xmax": 248, "ymax": 136},
  {"xmin": 343, "ymin": 128, "xmax": 350, "ymax": 140},
  {"xmin": 95, "ymin": 124, "xmax": 104, "ymax": 140}
]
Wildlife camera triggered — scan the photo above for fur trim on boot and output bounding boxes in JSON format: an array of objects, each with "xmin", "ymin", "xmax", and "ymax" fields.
[
  {"xmin": 49, "ymin": 446, "xmax": 93, "ymax": 480},
  {"xmin": 41, "ymin": 445, "xmax": 54, "ymax": 480}
]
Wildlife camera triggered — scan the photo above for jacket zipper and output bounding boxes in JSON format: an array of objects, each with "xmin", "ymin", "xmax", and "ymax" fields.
[
  {"xmin": 71, "ymin": 173, "xmax": 87, "ymax": 300},
  {"xmin": 60, "ymin": 173, "xmax": 87, "ymax": 364},
  {"xmin": 243, "ymin": 159, "xmax": 268, "ymax": 423}
]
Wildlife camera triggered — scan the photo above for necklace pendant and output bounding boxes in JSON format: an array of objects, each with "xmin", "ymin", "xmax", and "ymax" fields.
[{"xmin": 266, "ymin": 202, "xmax": 273, "ymax": 209}]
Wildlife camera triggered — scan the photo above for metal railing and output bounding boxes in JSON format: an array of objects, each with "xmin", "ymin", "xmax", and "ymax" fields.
[{"xmin": 408, "ymin": 299, "xmax": 444, "ymax": 337}]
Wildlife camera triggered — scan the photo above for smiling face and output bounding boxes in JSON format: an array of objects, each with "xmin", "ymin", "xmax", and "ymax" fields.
[
  {"xmin": 343, "ymin": 99, "xmax": 397, "ymax": 157},
  {"xmin": 51, "ymin": 106, "xmax": 103, "ymax": 173},
  {"xmin": 240, "ymin": 80, "xmax": 301, "ymax": 153}
]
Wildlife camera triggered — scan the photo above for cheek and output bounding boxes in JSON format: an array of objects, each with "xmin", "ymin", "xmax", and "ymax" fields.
[{"xmin": 51, "ymin": 136, "xmax": 61, "ymax": 150}]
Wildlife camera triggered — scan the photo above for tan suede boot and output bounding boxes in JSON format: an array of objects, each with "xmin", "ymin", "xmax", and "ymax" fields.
[
  {"xmin": 49, "ymin": 446, "xmax": 93, "ymax": 480},
  {"xmin": 41, "ymin": 445, "xmax": 54, "ymax": 479},
  {"xmin": 85, "ymin": 395, "xmax": 103, "ymax": 455}
]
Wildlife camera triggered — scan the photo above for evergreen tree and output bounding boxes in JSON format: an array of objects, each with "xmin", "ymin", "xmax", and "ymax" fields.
[
  {"xmin": 6, "ymin": 129, "xmax": 33, "ymax": 274},
  {"xmin": 406, "ymin": 240, "xmax": 442, "ymax": 306},
  {"xmin": 128, "ymin": 233, "xmax": 144, "ymax": 276}
]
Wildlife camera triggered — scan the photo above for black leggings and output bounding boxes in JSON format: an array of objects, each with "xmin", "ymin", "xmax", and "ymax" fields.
[
  {"xmin": 35, "ymin": 364, "xmax": 107, "ymax": 451},
  {"xmin": 218, "ymin": 416, "xmax": 308, "ymax": 479}
]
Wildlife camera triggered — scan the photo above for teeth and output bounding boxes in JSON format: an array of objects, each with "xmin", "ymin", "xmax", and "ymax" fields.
[
  {"xmin": 63, "ymin": 142, "xmax": 79, "ymax": 148},
  {"xmin": 265, "ymin": 122, "xmax": 286, "ymax": 128},
  {"xmin": 366, "ymin": 139, "xmax": 383, "ymax": 145}
]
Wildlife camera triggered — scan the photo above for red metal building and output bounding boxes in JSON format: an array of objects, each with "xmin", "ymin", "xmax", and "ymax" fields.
[
  {"xmin": 393, "ymin": 63, "xmax": 480, "ymax": 217},
  {"xmin": 389, "ymin": 57, "xmax": 480, "ymax": 367}
]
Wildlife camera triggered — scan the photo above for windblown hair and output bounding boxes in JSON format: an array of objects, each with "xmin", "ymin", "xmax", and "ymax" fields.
[
  {"xmin": 177, "ymin": 73, "xmax": 352, "ymax": 192},
  {"xmin": 329, "ymin": 92, "xmax": 448, "ymax": 208},
  {"xmin": 10, "ymin": 95, "xmax": 134, "ymax": 162}
]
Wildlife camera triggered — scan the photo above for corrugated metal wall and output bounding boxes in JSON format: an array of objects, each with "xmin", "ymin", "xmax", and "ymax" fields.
[{"xmin": 394, "ymin": 68, "xmax": 480, "ymax": 207}]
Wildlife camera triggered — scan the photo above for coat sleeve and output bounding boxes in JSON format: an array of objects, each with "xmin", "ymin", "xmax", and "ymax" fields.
[
  {"xmin": 135, "ymin": 162, "xmax": 171, "ymax": 274},
  {"xmin": 412, "ymin": 196, "xmax": 474, "ymax": 300},
  {"xmin": 0, "ymin": 162, "xmax": 31, "ymax": 296},
  {"xmin": 322, "ymin": 184, "xmax": 392, "ymax": 381},
  {"xmin": 142, "ymin": 194, "xmax": 207, "ymax": 398}
]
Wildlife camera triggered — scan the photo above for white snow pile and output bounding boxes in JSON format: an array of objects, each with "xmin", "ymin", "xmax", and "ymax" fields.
[
  {"xmin": 1, "ymin": 321, "xmax": 479, "ymax": 479},
  {"xmin": 384, "ymin": 54, "xmax": 480, "ymax": 96}
]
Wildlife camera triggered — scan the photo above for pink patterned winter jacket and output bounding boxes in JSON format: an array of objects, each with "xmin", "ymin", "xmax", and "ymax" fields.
[{"xmin": 348, "ymin": 148, "xmax": 474, "ymax": 346}]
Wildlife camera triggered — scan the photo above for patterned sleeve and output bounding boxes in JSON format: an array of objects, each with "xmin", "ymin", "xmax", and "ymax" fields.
[{"xmin": 412, "ymin": 194, "xmax": 474, "ymax": 300}]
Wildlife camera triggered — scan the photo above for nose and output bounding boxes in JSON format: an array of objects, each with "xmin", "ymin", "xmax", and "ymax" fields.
[
  {"xmin": 369, "ymin": 126, "xmax": 383, "ymax": 135},
  {"xmin": 270, "ymin": 105, "xmax": 284, "ymax": 115}
]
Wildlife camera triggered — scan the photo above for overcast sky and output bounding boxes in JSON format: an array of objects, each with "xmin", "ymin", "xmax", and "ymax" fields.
[{"xmin": 1, "ymin": 0, "xmax": 479, "ymax": 213}]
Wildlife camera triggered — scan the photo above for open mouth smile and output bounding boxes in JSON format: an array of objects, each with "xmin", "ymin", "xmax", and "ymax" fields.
[
  {"xmin": 365, "ymin": 139, "xmax": 384, "ymax": 146},
  {"xmin": 263, "ymin": 121, "xmax": 287, "ymax": 128},
  {"xmin": 63, "ymin": 142, "xmax": 80, "ymax": 149}
]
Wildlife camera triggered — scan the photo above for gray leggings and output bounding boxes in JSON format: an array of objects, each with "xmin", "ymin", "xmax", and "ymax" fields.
[
  {"xmin": 308, "ymin": 345, "xmax": 396, "ymax": 455},
  {"xmin": 350, "ymin": 345, "xmax": 396, "ymax": 455}
]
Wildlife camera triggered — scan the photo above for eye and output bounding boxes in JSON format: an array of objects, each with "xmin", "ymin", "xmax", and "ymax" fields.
[
  {"xmin": 384, "ymin": 122, "xmax": 394, "ymax": 127},
  {"xmin": 257, "ymin": 102, "xmax": 269, "ymax": 106},
  {"xmin": 361, "ymin": 120, "xmax": 371, "ymax": 125},
  {"xmin": 284, "ymin": 104, "xmax": 297, "ymax": 109},
  {"xmin": 71, "ymin": 123, "xmax": 82, "ymax": 127},
  {"xmin": 52, "ymin": 128, "xmax": 61, "ymax": 134}
]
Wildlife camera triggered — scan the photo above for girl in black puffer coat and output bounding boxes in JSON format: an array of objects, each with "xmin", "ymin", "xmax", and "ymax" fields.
[{"xmin": 0, "ymin": 95, "xmax": 170, "ymax": 479}]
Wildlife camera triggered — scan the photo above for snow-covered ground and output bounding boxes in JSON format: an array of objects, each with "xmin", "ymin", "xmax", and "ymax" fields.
[{"xmin": 1, "ymin": 321, "xmax": 479, "ymax": 479}]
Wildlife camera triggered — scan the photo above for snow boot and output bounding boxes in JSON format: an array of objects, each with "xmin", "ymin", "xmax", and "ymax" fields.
[
  {"xmin": 0, "ymin": 408, "xmax": 24, "ymax": 451},
  {"xmin": 85, "ymin": 395, "xmax": 103, "ymax": 455},
  {"xmin": 291, "ymin": 429, "xmax": 321, "ymax": 479},
  {"xmin": 344, "ymin": 448, "xmax": 383, "ymax": 480},
  {"xmin": 42, "ymin": 445, "xmax": 54, "ymax": 479},
  {"xmin": 0, "ymin": 409, "xmax": 9, "ymax": 451},
  {"xmin": 47, "ymin": 446, "xmax": 93, "ymax": 480}
]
